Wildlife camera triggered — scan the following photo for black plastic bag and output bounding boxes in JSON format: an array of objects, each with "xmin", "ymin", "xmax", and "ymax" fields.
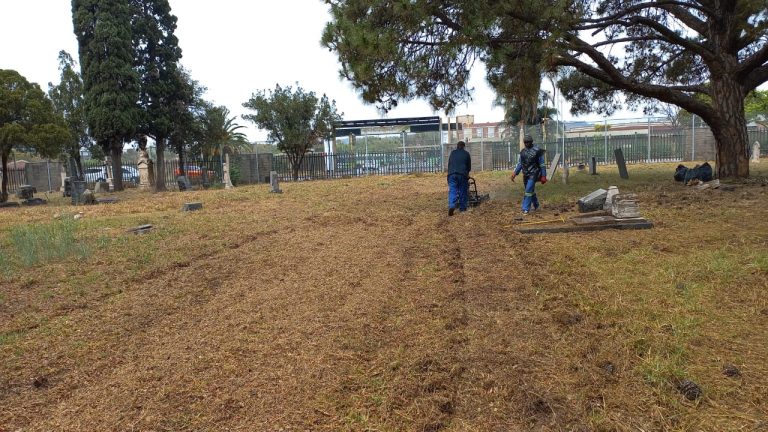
[{"xmin": 674, "ymin": 162, "xmax": 713, "ymax": 183}]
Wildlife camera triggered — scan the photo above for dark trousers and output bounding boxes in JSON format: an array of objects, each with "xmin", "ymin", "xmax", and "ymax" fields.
[{"xmin": 448, "ymin": 174, "xmax": 469, "ymax": 211}]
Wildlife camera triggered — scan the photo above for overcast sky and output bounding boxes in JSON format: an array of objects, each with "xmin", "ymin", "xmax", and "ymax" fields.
[{"xmin": 1, "ymin": 0, "xmax": 520, "ymax": 142}]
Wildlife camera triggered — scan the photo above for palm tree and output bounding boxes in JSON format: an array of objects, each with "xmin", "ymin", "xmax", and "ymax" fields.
[{"xmin": 198, "ymin": 105, "xmax": 250, "ymax": 158}]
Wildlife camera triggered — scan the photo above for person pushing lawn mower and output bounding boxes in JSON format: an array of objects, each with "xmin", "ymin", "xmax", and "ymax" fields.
[{"xmin": 511, "ymin": 135, "xmax": 547, "ymax": 215}]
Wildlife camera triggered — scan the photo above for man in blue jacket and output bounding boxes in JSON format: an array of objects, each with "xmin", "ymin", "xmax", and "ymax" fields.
[
  {"xmin": 447, "ymin": 140, "xmax": 471, "ymax": 216},
  {"xmin": 511, "ymin": 135, "xmax": 547, "ymax": 214}
]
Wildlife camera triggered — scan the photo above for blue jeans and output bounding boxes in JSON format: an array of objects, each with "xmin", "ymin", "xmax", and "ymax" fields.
[
  {"xmin": 447, "ymin": 174, "xmax": 469, "ymax": 211},
  {"xmin": 522, "ymin": 176, "xmax": 540, "ymax": 211}
]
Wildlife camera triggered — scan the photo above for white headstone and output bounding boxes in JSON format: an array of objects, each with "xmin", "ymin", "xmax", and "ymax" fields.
[
  {"xmin": 752, "ymin": 141, "xmax": 761, "ymax": 163},
  {"xmin": 604, "ymin": 186, "xmax": 619, "ymax": 210},
  {"xmin": 270, "ymin": 171, "xmax": 282, "ymax": 194},
  {"xmin": 548, "ymin": 153, "xmax": 561, "ymax": 180},
  {"xmin": 561, "ymin": 164, "xmax": 569, "ymax": 185},
  {"xmin": 223, "ymin": 154, "xmax": 234, "ymax": 189}
]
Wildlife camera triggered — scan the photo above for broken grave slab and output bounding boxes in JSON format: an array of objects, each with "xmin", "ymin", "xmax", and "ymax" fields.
[
  {"xmin": 182, "ymin": 202, "xmax": 203, "ymax": 212},
  {"xmin": 577, "ymin": 188, "xmax": 607, "ymax": 213}
]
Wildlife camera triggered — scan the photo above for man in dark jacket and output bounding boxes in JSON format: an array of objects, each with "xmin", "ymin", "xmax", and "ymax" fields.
[
  {"xmin": 447, "ymin": 140, "xmax": 471, "ymax": 216},
  {"xmin": 511, "ymin": 135, "xmax": 547, "ymax": 214}
]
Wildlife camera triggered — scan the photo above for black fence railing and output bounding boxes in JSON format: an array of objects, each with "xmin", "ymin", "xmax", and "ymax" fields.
[
  {"xmin": 80, "ymin": 158, "xmax": 223, "ymax": 189},
  {"xmin": 273, "ymin": 148, "xmax": 442, "ymax": 181},
  {"xmin": 490, "ymin": 133, "xmax": 686, "ymax": 170}
]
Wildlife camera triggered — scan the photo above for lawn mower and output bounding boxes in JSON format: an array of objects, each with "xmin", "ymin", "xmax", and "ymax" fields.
[{"xmin": 468, "ymin": 177, "xmax": 490, "ymax": 207}]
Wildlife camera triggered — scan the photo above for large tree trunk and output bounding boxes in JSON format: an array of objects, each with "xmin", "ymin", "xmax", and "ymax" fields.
[
  {"xmin": 710, "ymin": 76, "xmax": 750, "ymax": 178},
  {"xmin": 73, "ymin": 151, "xmax": 84, "ymax": 179},
  {"xmin": 291, "ymin": 159, "xmax": 300, "ymax": 181},
  {"xmin": 155, "ymin": 135, "xmax": 167, "ymax": 191},
  {"xmin": 111, "ymin": 144, "xmax": 124, "ymax": 191},
  {"xmin": 1, "ymin": 150, "xmax": 9, "ymax": 203}
]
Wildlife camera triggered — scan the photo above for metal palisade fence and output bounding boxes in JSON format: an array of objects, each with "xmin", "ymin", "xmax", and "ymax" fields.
[{"xmin": 272, "ymin": 148, "xmax": 442, "ymax": 181}]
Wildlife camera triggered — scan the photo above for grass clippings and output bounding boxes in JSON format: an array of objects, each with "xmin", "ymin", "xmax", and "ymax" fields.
[{"xmin": 0, "ymin": 162, "xmax": 767, "ymax": 431}]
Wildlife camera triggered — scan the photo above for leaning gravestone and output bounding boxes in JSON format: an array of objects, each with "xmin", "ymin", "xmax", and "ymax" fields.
[
  {"xmin": 270, "ymin": 171, "xmax": 282, "ymax": 194},
  {"xmin": 752, "ymin": 141, "xmax": 761, "ymax": 163},
  {"xmin": 548, "ymin": 153, "xmax": 561, "ymax": 181},
  {"xmin": 615, "ymin": 148, "xmax": 629, "ymax": 179},
  {"xmin": 578, "ymin": 188, "xmax": 608, "ymax": 213}
]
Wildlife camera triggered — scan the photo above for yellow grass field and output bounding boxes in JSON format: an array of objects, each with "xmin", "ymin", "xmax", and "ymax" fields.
[{"xmin": 1, "ymin": 162, "xmax": 767, "ymax": 431}]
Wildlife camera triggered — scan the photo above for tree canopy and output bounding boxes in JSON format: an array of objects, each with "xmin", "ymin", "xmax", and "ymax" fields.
[
  {"xmin": 48, "ymin": 50, "xmax": 91, "ymax": 178},
  {"xmin": 243, "ymin": 84, "xmax": 342, "ymax": 180},
  {"xmin": 0, "ymin": 70, "xmax": 70, "ymax": 202},
  {"xmin": 131, "ymin": 0, "xmax": 184, "ymax": 190},
  {"xmin": 322, "ymin": 0, "xmax": 768, "ymax": 178},
  {"xmin": 195, "ymin": 105, "xmax": 250, "ymax": 159},
  {"xmin": 73, "ymin": 0, "xmax": 141, "ymax": 191}
]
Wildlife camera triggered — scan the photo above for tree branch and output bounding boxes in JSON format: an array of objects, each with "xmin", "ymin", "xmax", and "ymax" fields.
[
  {"xmin": 656, "ymin": 4, "xmax": 708, "ymax": 34},
  {"xmin": 559, "ymin": 39, "xmax": 714, "ymax": 118},
  {"xmin": 743, "ymin": 64, "xmax": 768, "ymax": 92},
  {"xmin": 580, "ymin": 1, "xmax": 714, "ymax": 24},
  {"xmin": 625, "ymin": 16, "xmax": 715, "ymax": 62},
  {"xmin": 592, "ymin": 36, "xmax": 665, "ymax": 47},
  {"xmin": 737, "ymin": 43, "xmax": 768, "ymax": 79}
]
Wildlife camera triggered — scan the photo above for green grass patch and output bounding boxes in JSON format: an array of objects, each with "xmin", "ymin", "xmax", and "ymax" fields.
[{"xmin": 7, "ymin": 218, "xmax": 90, "ymax": 267}]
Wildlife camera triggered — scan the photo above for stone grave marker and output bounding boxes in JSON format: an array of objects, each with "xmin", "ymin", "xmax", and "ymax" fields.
[
  {"xmin": 578, "ymin": 188, "xmax": 607, "ymax": 213},
  {"xmin": 612, "ymin": 193, "xmax": 641, "ymax": 219},
  {"xmin": 270, "ymin": 171, "xmax": 282, "ymax": 193},
  {"xmin": 752, "ymin": 141, "xmax": 761, "ymax": 163},
  {"xmin": 589, "ymin": 156, "xmax": 598, "ymax": 175},
  {"xmin": 615, "ymin": 148, "xmax": 629, "ymax": 179},
  {"xmin": 548, "ymin": 153, "xmax": 561, "ymax": 181},
  {"xmin": 603, "ymin": 186, "xmax": 619, "ymax": 210},
  {"xmin": 177, "ymin": 175, "xmax": 191, "ymax": 191},
  {"xmin": 561, "ymin": 164, "xmax": 569, "ymax": 185},
  {"xmin": 182, "ymin": 202, "xmax": 203, "ymax": 212},
  {"xmin": 224, "ymin": 154, "xmax": 234, "ymax": 189}
]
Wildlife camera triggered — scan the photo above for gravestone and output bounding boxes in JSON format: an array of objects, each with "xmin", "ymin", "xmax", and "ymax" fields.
[
  {"xmin": 615, "ymin": 148, "xmax": 629, "ymax": 179},
  {"xmin": 603, "ymin": 186, "xmax": 619, "ymax": 210},
  {"xmin": 71, "ymin": 180, "xmax": 88, "ymax": 205},
  {"xmin": 59, "ymin": 171, "xmax": 67, "ymax": 194},
  {"xmin": 137, "ymin": 160, "xmax": 153, "ymax": 190},
  {"xmin": 561, "ymin": 164, "xmax": 569, "ymax": 185},
  {"xmin": 104, "ymin": 158, "xmax": 114, "ymax": 191},
  {"xmin": 177, "ymin": 175, "xmax": 191, "ymax": 191},
  {"xmin": 270, "ymin": 171, "xmax": 282, "ymax": 194},
  {"xmin": 94, "ymin": 181, "xmax": 109, "ymax": 193},
  {"xmin": 223, "ymin": 154, "xmax": 234, "ymax": 189},
  {"xmin": 578, "ymin": 188, "xmax": 608, "ymax": 213},
  {"xmin": 612, "ymin": 193, "xmax": 641, "ymax": 219},
  {"xmin": 82, "ymin": 189, "xmax": 96, "ymax": 205},
  {"xmin": 753, "ymin": 141, "xmax": 761, "ymax": 163},
  {"xmin": 182, "ymin": 202, "xmax": 203, "ymax": 212},
  {"xmin": 548, "ymin": 153, "xmax": 561, "ymax": 181},
  {"xmin": 589, "ymin": 156, "xmax": 598, "ymax": 175}
]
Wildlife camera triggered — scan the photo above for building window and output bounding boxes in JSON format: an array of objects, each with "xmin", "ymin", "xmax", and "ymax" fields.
[{"xmin": 488, "ymin": 127, "xmax": 495, "ymax": 138}]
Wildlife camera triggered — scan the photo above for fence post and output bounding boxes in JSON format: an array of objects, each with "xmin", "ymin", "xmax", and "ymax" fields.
[
  {"xmin": 604, "ymin": 118, "xmax": 608, "ymax": 165},
  {"xmin": 647, "ymin": 117, "xmax": 652, "ymax": 163},
  {"xmin": 46, "ymin": 159, "xmax": 52, "ymax": 192},
  {"xmin": 691, "ymin": 115, "xmax": 696, "ymax": 160},
  {"xmin": 480, "ymin": 139, "xmax": 484, "ymax": 171}
]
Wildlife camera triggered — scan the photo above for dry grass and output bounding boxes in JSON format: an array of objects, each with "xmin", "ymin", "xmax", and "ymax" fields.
[{"xmin": 1, "ymin": 162, "xmax": 767, "ymax": 431}]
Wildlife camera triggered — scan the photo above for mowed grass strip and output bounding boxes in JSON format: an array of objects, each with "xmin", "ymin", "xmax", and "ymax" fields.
[{"xmin": 0, "ymin": 162, "xmax": 766, "ymax": 431}]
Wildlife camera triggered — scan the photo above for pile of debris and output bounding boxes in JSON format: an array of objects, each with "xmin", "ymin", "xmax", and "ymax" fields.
[{"xmin": 519, "ymin": 186, "xmax": 653, "ymax": 234}]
